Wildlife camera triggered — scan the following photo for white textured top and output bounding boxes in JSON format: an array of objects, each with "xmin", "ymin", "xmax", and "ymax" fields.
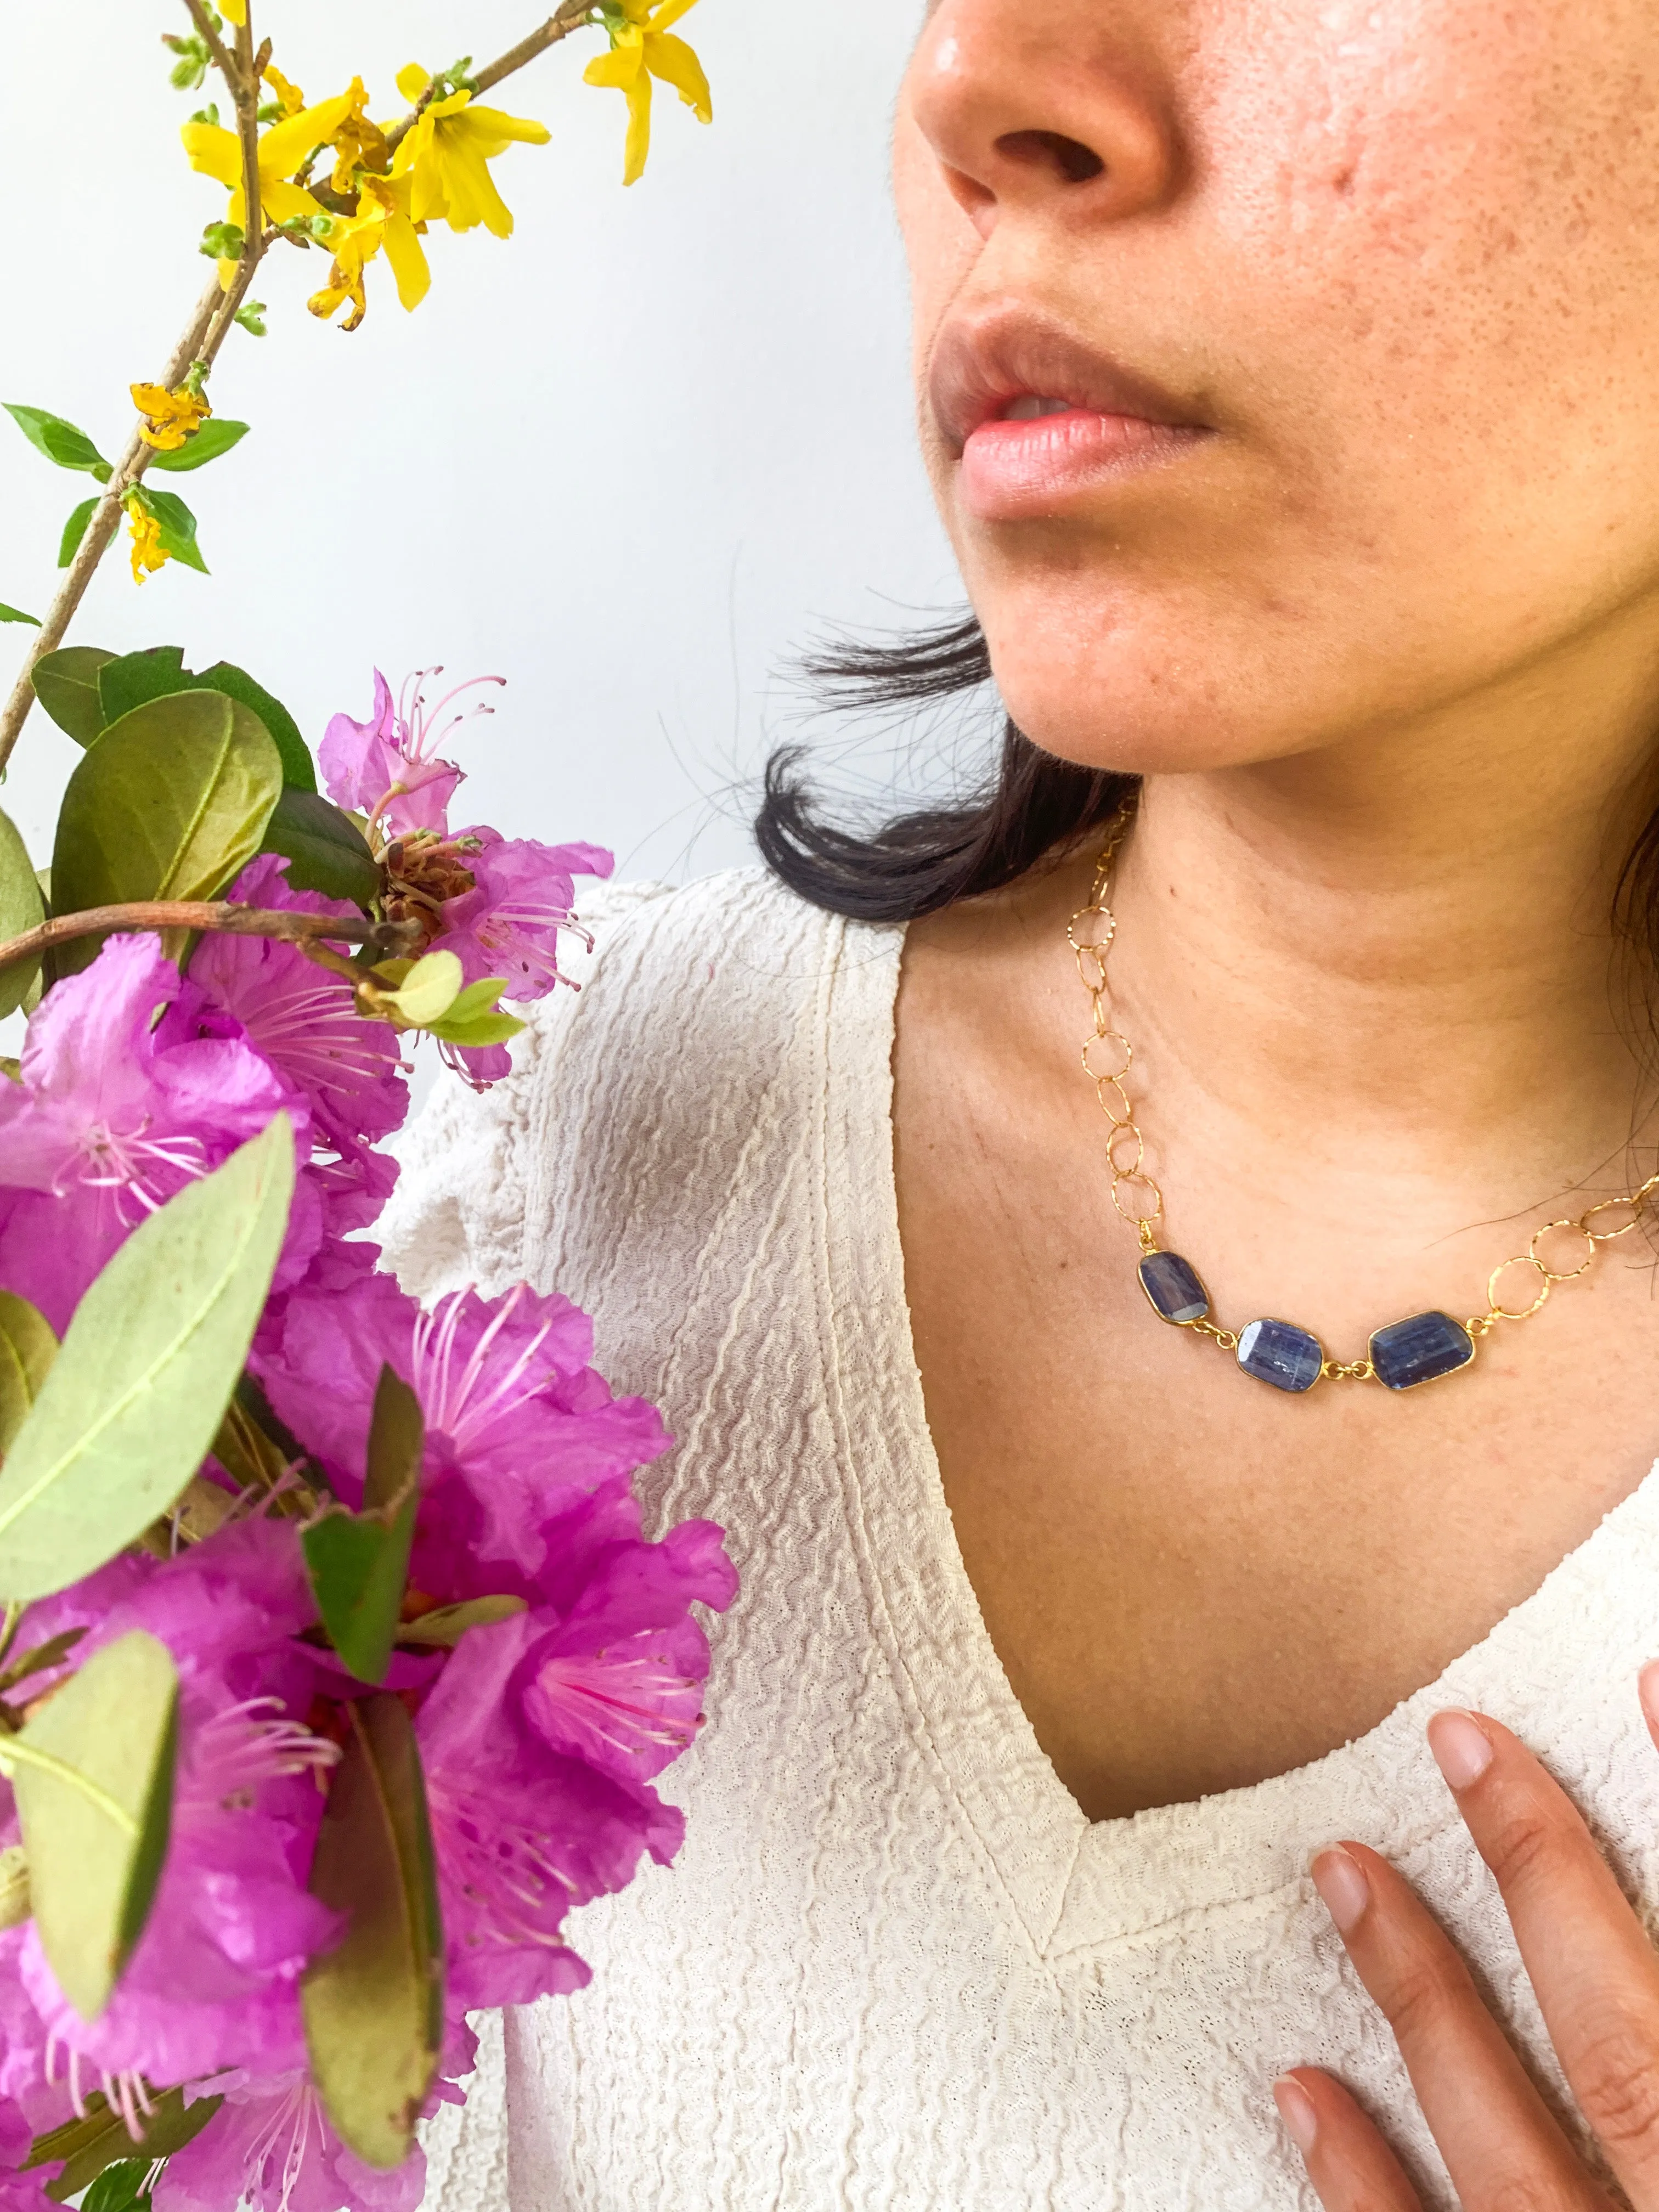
[{"xmin": 381, "ymin": 867, "xmax": 1659, "ymax": 2212}]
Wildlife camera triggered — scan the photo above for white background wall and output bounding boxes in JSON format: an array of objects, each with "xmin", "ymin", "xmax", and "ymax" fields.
[{"xmin": 1, "ymin": 0, "xmax": 961, "ymax": 892}]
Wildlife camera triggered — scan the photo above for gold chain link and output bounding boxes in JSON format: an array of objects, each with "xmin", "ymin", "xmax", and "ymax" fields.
[{"xmin": 1070, "ymin": 804, "xmax": 1659, "ymax": 1385}]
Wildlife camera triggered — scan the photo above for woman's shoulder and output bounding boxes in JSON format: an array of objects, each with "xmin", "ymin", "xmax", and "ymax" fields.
[{"xmin": 378, "ymin": 864, "xmax": 897, "ymax": 1306}]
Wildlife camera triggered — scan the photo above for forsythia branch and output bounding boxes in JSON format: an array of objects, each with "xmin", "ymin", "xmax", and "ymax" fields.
[
  {"xmin": 0, "ymin": 0, "xmax": 603, "ymax": 773},
  {"xmin": 0, "ymin": 902, "xmax": 424, "ymax": 978},
  {"xmin": 383, "ymin": 0, "xmax": 598, "ymax": 151}
]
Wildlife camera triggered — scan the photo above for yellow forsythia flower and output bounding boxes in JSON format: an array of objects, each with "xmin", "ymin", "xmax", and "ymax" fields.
[
  {"xmin": 309, "ymin": 176, "xmax": 430, "ymax": 331},
  {"xmin": 329, "ymin": 77, "xmax": 391, "ymax": 195},
  {"xmin": 583, "ymin": 0, "xmax": 712, "ymax": 187},
  {"xmin": 262, "ymin": 63, "xmax": 306, "ymax": 121},
  {"xmin": 219, "ymin": 0, "xmax": 246, "ymax": 20},
  {"xmin": 182, "ymin": 90, "xmax": 358, "ymax": 285},
  {"xmin": 125, "ymin": 495, "xmax": 168, "ymax": 584},
  {"xmin": 390, "ymin": 70, "xmax": 550, "ymax": 238},
  {"xmin": 131, "ymin": 382, "xmax": 212, "ymax": 452}
]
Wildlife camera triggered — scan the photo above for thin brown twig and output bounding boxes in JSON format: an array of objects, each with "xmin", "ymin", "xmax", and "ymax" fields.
[
  {"xmin": 180, "ymin": 0, "xmax": 236, "ymax": 84},
  {"xmin": 383, "ymin": 1, "xmax": 599, "ymax": 153},
  {"xmin": 0, "ymin": 902, "xmax": 420, "ymax": 978}
]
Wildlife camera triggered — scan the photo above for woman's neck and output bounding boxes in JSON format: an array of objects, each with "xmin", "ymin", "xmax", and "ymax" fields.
[{"xmin": 1111, "ymin": 624, "xmax": 1659, "ymax": 1228}]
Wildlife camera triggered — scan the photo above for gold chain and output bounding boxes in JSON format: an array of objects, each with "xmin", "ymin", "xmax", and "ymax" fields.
[{"xmin": 1068, "ymin": 806, "xmax": 1659, "ymax": 1387}]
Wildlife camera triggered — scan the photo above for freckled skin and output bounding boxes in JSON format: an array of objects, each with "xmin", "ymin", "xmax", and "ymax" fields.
[{"xmin": 898, "ymin": 0, "xmax": 1659, "ymax": 771}]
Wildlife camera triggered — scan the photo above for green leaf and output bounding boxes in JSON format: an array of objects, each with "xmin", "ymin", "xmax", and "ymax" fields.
[
  {"xmin": 0, "ymin": 807, "xmax": 44, "ymax": 1022},
  {"xmin": 0, "ymin": 1292, "xmax": 57, "ymax": 1459},
  {"xmin": 145, "ymin": 417, "xmax": 250, "ymax": 473},
  {"xmin": 94, "ymin": 650, "xmax": 314, "ymax": 792},
  {"xmin": 26, "ymin": 2086, "xmax": 223, "ymax": 2203},
  {"xmin": 8, "ymin": 1628, "xmax": 178, "ymax": 2018},
  {"xmin": 302, "ymin": 1694, "xmax": 444, "ymax": 2169},
  {"xmin": 80, "ymin": 2158, "xmax": 152, "ymax": 2212},
  {"xmin": 95, "ymin": 645, "xmax": 187, "ymax": 726},
  {"xmin": 0, "ymin": 1625, "xmax": 86, "ymax": 1698},
  {"xmin": 0, "ymin": 603, "xmax": 38, "ymax": 627},
  {"xmin": 260, "ymin": 789, "xmax": 376, "ymax": 902},
  {"xmin": 0, "ymin": 1844, "xmax": 28, "ymax": 1931},
  {"xmin": 0, "ymin": 1116, "xmax": 296, "ymax": 1601},
  {"xmin": 395, "ymin": 1593, "xmax": 527, "ymax": 1649},
  {"xmin": 4, "ymin": 405, "xmax": 112, "ymax": 482},
  {"xmin": 193, "ymin": 662, "xmax": 314, "ymax": 789},
  {"xmin": 51, "ymin": 687, "xmax": 283, "ymax": 972},
  {"xmin": 57, "ymin": 496, "xmax": 99, "ymax": 570},
  {"xmin": 302, "ymin": 1366, "xmax": 422, "ymax": 1686},
  {"xmin": 136, "ymin": 486, "xmax": 207, "ymax": 574},
  {"xmin": 425, "ymin": 972, "xmax": 525, "ymax": 1050},
  {"xmin": 29, "ymin": 645, "xmax": 115, "ymax": 744},
  {"xmin": 376, "ymin": 949, "xmax": 463, "ymax": 1027}
]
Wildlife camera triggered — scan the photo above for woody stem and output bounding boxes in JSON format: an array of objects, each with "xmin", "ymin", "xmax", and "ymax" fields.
[{"xmin": 0, "ymin": 902, "xmax": 421, "ymax": 978}]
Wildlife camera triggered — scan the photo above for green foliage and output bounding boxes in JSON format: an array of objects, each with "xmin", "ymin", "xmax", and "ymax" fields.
[
  {"xmin": 3, "ymin": 405, "xmax": 111, "ymax": 482},
  {"xmin": 302, "ymin": 1694, "xmax": 445, "ymax": 2169},
  {"xmin": 52, "ymin": 688, "xmax": 283, "ymax": 967},
  {"xmin": 130, "ymin": 486, "xmax": 207, "ymax": 574},
  {"xmin": 200, "ymin": 219, "xmax": 245, "ymax": 262},
  {"xmin": 57, "ymin": 497, "xmax": 98, "ymax": 570},
  {"xmin": 8, "ymin": 1629, "xmax": 178, "ymax": 2019},
  {"xmin": 0, "ymin": 1115, "xmax": 295, "ymax": 1602},
  {"xmin": 0, "ymin": 1291, "xmax": 57, "ymax": 1458},
  {"xmin": 0, "ymin": 807, "xmax": 45, "ymax": 1019},
  {"xmin": 30, "ymin": 645, "xmax": 115, "ymax": 744},
  {"xmin": 424, "ymin": 974, "xmax": 525, "ymax": 1050},
  {"xmin": 394, "ymin": 1593, "xmax": 527, "ymax": 1648},
  {"xmin": 302, "ymin": 1367, "xmax": 424, "ymax": 1685},
  {"xmin": 80, "ymin": 2158, "xmax": 153, "ymax": 2212},
  {"xmin": 0, "ymin": 603, "xmax": 38, "ymax": 626},
  {"xmin": 261, "ymin": 788, "xmax": 378, "ymax": 902},
  {"xmin": 372, "ymin": 949, "xmax": 464, "ymax": 1026},
  {"xmin": 146, "ymin": 418, "xmax": 251, "ymax": 474},
  {"xmin": 95, "ymin": 644, "xmax": 188, "ymax": 724},
  {"xmin": 234, "ymin": 299, "xmax": 268, "ymax": 337},
  {"xmin": 26, "ymin": 2085, "xmax": 223, "ymax": 2203},
  {"xmin": 92, "ymin": 647, "xmax": 315, "ymax": 791}
]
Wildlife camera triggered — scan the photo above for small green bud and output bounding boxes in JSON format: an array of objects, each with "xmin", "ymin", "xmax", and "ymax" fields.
[
  {"xmin": 189, "ymin": 100, "xmax": 221, "ymax": 126},
  {"xmin": 234, "ymin": 301, "xmax": 268, "ymax": 337},
  {"xmin": 257, "ymin": 99, "xmax": 281, "ymax": 123},
  {"xmin": 199, "ymin": 219, "xmax": 245, "ymax": 261}
]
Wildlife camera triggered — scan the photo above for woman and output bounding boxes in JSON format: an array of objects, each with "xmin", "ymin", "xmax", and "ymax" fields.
[{"xmin": 384, "ymin": 0, "xmax": 1659, "ymax": 2202}]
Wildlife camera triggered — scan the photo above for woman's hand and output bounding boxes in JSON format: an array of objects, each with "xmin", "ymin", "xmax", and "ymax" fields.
[{"xmin": 1276, "ymin": 1674, "xmax": 1659, "ymax": 2208}]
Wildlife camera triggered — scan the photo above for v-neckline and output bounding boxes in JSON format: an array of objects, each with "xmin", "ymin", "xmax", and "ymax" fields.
[{"xmin": 814, "ymin": 906, "xmax": 1659, "ymax": 1962}]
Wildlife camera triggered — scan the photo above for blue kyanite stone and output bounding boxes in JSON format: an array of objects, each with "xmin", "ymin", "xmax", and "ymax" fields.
[
  {"xmin": 1138, "ymin": 1250, "xmax": 1210, "ymax": 1327},
  {"xmin": 1236, "ymin": 1317, "xmax": 1324, "ymax": 1394},
  {"xmin": 1369, "ymin": 1310, "xmax": 1475, "ymax": 1391}
]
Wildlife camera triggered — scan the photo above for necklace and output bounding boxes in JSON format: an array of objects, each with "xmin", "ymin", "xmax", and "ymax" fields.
[{"xmin": 1068, "ymin": 808, "xmax": 1659, "ymax": 1395}]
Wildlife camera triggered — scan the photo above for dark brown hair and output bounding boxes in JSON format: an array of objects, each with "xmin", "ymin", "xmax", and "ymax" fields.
[{"xmin": 755, "ymin": 613, "xmax": 1136, "ymax": 923}]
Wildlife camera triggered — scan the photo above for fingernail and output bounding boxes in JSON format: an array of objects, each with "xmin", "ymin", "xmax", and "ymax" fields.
[
  {"xmin": 1310, "ymin": 1844, "xmax": 1370, "ymax": 1934},
  {"xmin": 1273, "ymin": 2076, "xmax": 1318, "ymax": 2155},
  {"xmin": 1639, "ymin": 1663, "xmax": 1659, "ymax": 1733},
  {"xmin": 1427, "ymin": 1708, "xmax": 1494, "ymax": 1791}
]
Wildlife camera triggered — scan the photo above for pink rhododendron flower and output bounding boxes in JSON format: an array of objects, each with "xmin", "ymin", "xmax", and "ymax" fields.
[
  {"xmin": 258, "ymin": 1276, "xmax": 671, "ymax": 1582},
  {"xmin": 11, "ymin": 1525, "xmax": 337, "ymax": 2087},
  {"xmin": 319, "ymin": 669, "xmax": 500, "ymax": 839},
  {"xmin": 156, "ymin": 2072, "xmax": 425, "ymax": 2212},
  {"xmin": 0, "ymin": 935, "xmax": 307, "ymax": 1330},
  {"xmin": 188, "ymin": 859, "xmax": 409, "ymax": 1160},
  {"xmin": 437, "ymin": 830, "xmax": 613, "ymax": 1000}
]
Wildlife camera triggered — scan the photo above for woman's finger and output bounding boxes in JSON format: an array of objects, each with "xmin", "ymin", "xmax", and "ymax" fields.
[
  {"xmin": 1308, "ymin": 1839, "xmax": 1612, "ymax": 2207},
  {"xmin": 1273, "ymin": 2068, "xmax": 1424, "ymax": 2210},
  {"xmin": 1426, "ymin": 1703, "xmax": 1659, "ymax": 2208}
]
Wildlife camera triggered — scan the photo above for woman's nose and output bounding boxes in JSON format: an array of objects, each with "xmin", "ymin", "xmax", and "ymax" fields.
[{"xmin": 907, "ymin": 0, "xmax": 1182, "ymax": 240}]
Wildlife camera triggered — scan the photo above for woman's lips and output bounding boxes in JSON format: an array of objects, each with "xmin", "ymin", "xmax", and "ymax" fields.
[{"xmin": 959, "ymin": 404, "xmax": 1208, "ymax": 520}]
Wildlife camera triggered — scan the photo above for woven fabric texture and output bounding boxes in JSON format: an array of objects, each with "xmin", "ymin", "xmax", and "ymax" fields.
[{"xmin": 386, "ymin": 867, "xmax": 1659, "ymax": 2211}]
